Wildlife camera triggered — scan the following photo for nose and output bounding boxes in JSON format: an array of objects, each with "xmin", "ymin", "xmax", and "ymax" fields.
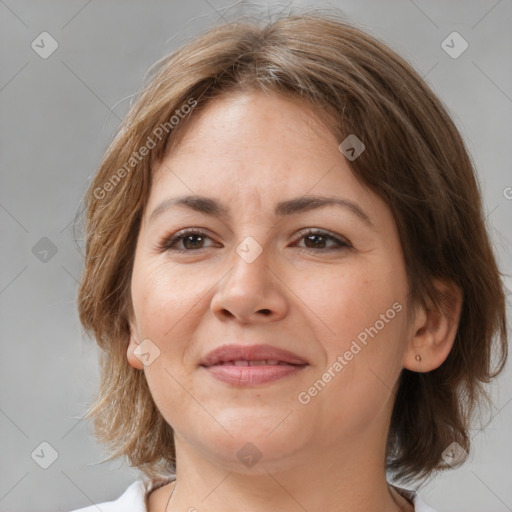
[{"xmin": 210, "ymin": 242, "xmax": 288, "ymax": 324}]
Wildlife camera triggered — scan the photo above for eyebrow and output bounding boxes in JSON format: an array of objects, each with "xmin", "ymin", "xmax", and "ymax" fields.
[{"xmin": 149, "ymin": 194, "xmax": 376, "ymax": 230}]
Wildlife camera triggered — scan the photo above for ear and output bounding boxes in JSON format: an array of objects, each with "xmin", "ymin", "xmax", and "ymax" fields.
[
  {"xmin": 127, "ymin": 316, "xmax": 144, "ymax": 370},
  {"xmin": 403, "ymin": 278, "xmax": 463, "ymax": 373}
]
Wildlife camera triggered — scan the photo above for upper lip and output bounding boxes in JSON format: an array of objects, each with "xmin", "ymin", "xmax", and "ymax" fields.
[{"xmin": 200, "ymin": 344, "xmax": 308, "ymax": 367}]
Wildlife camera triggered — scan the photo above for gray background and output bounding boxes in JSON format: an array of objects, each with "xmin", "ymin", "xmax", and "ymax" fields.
[{"xmin": 1, "ymin": 1, "xmax": 511, "ymax": 511}]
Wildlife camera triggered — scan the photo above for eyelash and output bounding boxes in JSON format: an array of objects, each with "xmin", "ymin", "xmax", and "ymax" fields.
[{"xmin": 158, "ymin": 228, "xmax": 352, "ymax": 253}]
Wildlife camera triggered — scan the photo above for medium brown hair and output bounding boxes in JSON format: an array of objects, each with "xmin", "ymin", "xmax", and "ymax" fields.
[{"xmin": 77, "ymin": 10, "xmax": 508, "ymax": 485}]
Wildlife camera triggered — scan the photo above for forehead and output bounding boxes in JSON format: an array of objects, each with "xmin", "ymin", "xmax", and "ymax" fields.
[
  {"xmin": 178, "ymin": 88, "xmax": 336, "ymax": 140},
  {"xmin": 138, "ymin": 91, "xmax": 405, "ymax": 261},
  {"xmin": 145, "ymin": 90, "xmax": 386, "ymax": 229},
  {"xmin": 151, "ymin": 91, "xmax": 351, "ymax": 190}
]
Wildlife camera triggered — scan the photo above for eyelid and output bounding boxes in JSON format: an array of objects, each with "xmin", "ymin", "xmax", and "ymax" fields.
[
  {"xmin": 157, "ymin": 227, "xmax": 217, "ymax": 252},
  {"xmin": 294, "ymin": 228, "xmax": 352, "ymax": 250},
  {"xmin": 158, "ymin": 227, "xmax": 352, "ymax": 253}
]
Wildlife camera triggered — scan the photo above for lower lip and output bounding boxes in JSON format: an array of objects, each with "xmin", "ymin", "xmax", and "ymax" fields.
[{"xmin": 202, "ymin": 364, "xmax": 306, "ymax": 386}]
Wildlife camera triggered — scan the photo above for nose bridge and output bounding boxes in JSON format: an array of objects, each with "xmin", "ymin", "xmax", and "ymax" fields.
[
  {"xmin": 229, "ymin": 198, "xmax": 275, "ymax": 265},
  {"xmin": 229, "ymin": 233, "xmax": 271, "ymax": 292},
  {"xmin": 210, "ymin": 230, "xmax": 287, "ymax": 322}
]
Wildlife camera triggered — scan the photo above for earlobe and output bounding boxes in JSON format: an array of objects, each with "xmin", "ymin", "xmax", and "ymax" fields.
[
  {"xmin": 127, "ymin": 323, "xmax": 144, "ymax": 370},
  {"xmin": 403, "ymin": 278, "xmax": 463, "ymax": 373}
]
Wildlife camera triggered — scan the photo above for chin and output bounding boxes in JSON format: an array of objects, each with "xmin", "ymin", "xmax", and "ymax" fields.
[{"xmin": 187, "ymin": 414, "xmax": 312, "ymax": 474}]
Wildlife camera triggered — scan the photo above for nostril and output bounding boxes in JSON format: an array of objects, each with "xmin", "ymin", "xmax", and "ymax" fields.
[{"xmin": 258, "ymin": 309, "xmax": 272, "ymax": 315}]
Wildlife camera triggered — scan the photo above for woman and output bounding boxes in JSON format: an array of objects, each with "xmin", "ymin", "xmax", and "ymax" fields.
[{"xmin": 71, "ymin": 11, "xmax": 508, "ymax": 512}]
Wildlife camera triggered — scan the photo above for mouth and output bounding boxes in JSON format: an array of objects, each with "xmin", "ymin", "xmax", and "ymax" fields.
[
  {"xmin": 199, "ymin": 344, "xmax": 308, "ymax": 386},
  {"xmin": 212, "ymin": 359, "xmax": 298, "ymax": 366}
]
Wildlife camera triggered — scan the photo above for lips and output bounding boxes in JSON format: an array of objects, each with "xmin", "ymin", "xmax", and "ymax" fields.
[
  {"xmin": 199, "ymin": 344, "xmax": 308, "ymax": 386},
  {"xmin": 199, "ymin": 344, "xmax": 308, "ymax": 367}
]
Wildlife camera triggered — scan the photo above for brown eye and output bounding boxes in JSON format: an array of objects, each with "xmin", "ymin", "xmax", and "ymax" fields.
[
  {"xmin": 180, "ymin": 233, "xmax": 207, "ymax": 250},
  {"xmin": 295, "ymin": 229, "xmax": 351, "ymax": 251},
  {"xmin": 160, "ymin": 230, "xmax": 216, "ymax": 252}
]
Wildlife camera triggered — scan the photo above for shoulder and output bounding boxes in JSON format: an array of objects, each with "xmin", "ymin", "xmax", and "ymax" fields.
[
  {"xmin": 69, "ymin": 479, "xmax": 438, "ymax": 512},
  {"xmin": 413, "ymin": 494, "xmax": 438, "ymax": 512},
  {"xmin": 67, "ymin": 480, "xmax": 149, "ymax": 512},
  {"xmin": 392, "ymin": 485, "xmax": 438, "ymax": 512}
]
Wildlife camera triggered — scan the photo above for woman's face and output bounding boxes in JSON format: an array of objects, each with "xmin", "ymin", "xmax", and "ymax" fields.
[{"xmin": 127, "ymin": 90, "xmax": 414, "ymax": 473}]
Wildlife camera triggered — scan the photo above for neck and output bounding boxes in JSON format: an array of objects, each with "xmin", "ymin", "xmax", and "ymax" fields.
[{"xmin": 155, "ymin": 430, "xmax": 413, "ymax": 512}]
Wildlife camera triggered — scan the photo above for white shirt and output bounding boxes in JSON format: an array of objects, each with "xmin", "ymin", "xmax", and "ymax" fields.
[{"xmin": 69, "ymin": 479, "xmax": 438, "ymax": 512}]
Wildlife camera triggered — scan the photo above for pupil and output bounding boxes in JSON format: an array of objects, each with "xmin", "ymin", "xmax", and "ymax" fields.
[
  {"xmin": 184, "ymin": 234, "xmax": 203, "ymax": 249},
  {"xmin": 181, "ymin": 234, "xmax": 328, "ymax": 250},
  {"xmin": 306, "ymin": 234, "xmax": 325, "ymax": 248}
]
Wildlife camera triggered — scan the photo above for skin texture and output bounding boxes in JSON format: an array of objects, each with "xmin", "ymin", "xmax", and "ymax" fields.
[{"xmin": 127, "ymin": 90, "xmax": 462, "ymax": 512}]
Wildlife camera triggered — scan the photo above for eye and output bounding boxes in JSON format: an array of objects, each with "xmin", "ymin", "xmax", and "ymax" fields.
[
  {"xmin": 294, "ymin": 228, "xmax": 352, "ymax": 251},
  {"xmin": 157, "ymin": 227, "xmax": 352, "ymax": 253},
  {"xmin": 158, "ymin": 229, "xmax": 217, "ymax": 252}
]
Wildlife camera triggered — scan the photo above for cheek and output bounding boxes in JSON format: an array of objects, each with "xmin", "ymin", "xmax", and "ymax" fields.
[
  {"xmin": 131, "ymin": 259, "xmax": 202, "ymax": 340},
  {"xmin": 303, "ymin": 258, "xmax": 408, "ymax": 410},
  {"xmin": 130, "ymin": 260, "xmax": 204, "ymax": 422},
  {"xmin": 306, "ymin": 260, "xmax": 406, "ymax": 352}
]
